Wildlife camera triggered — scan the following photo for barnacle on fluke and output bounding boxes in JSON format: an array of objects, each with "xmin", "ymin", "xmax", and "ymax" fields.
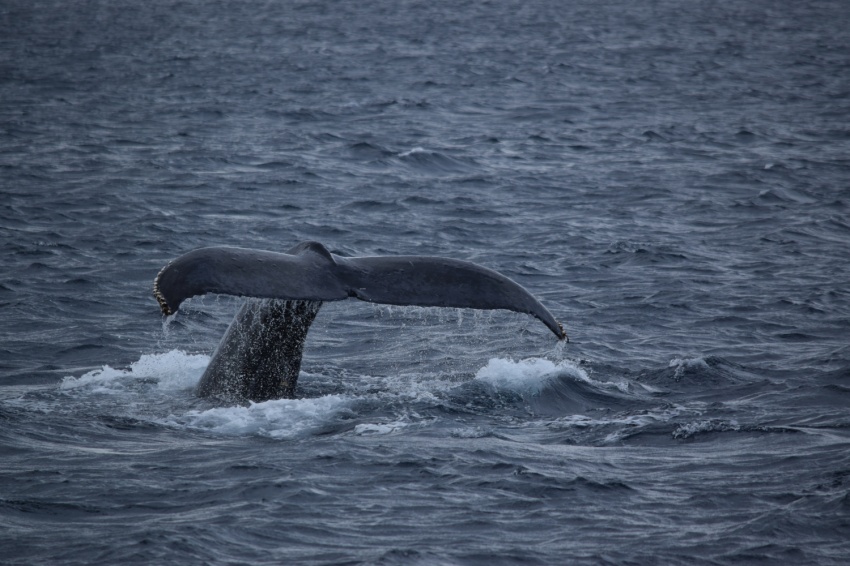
[{"xmin": 152, "ymin": 262, "xmax": 172, "ymax": 316}]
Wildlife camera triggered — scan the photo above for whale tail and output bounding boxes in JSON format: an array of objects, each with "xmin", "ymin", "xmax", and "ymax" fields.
[{"xmin": 154, "ymin": 242, "xmax": 567, "ymax": 403}]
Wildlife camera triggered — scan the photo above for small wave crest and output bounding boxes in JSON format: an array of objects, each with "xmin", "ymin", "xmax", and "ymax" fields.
[
  {"xmin": 395, "ymin": 147, "xmax": 479, "ymax": 175},
  {"xmin": 474, "ymin": 357, "xmax": 627, "ymax": 394},
  {"xmin": 669, "ymin": 356, "xmax": 711, "ymax": 381},
  {"xmin": 60, "ymin": 350, "xmax": 208, "ymax": 393},
  {"xmin": 638, "ymin": 356, "xmax": 754, "ymax": 391},
  {"xmin": 466, "ymin": 357, "xmax": 638, "ymax": 417}
]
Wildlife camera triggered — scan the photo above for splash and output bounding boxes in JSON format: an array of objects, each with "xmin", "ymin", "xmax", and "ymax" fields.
[
  {"xmin": 60, "ymin": 350, "xmax": 209, "ymax": 392},
  {"xmin": 474, "ymin": 357, "xmax": 597, "ymax": 394}
]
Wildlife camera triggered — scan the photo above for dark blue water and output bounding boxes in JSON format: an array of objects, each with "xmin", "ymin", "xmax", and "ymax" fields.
[{"xmin": 2, "ymin": 0, "xmax": 850, "ymax": 563}]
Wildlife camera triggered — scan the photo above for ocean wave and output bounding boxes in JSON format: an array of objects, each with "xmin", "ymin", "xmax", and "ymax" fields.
[
  {"xmin": 161, "ymin": 394, "xmax": 356, "ymax": 439},
  {"xmin": 394, "ymin": 147, "xmax": 480, "ymax": 175},
  {"xmin": 60, "ymin": 350, "xmax": 208, "ymax": 393}
]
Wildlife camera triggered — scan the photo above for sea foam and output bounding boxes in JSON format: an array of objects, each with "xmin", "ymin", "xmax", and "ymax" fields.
[{"xmin": 60, "ymin": 350, "xmax": 208, "ymax": 392}]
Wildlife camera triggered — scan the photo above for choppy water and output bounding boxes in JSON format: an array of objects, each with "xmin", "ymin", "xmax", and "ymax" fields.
[{"xmin": 2, "ymin": 0, "xmax": 850, "ymax": 564}]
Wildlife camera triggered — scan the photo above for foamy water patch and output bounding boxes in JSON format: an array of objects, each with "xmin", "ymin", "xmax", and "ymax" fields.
[
  {"xmin": 669, "ymin": 356, "xmax": 710, "ymax": 380},
  {"xmin": 60, "ymin": 350, "xmax": 208, "ymax": 393},
  {"xmin": 352, "ymin": 408, "xmax": 437, "ymax": 436},
  {"xmin": 672, "ymin": 419, "xmax": 741, "ymax": 440},
  {"xmin": 165, "ymin": 394, "xmax": 355, "ymax": 439},
  {"xmin": 353, "ymin": 421, "xmax": 409, "ymax": 435},
  {"xmin": 475, "ymin": 357, "xmax": 627, "ymax": 394}
]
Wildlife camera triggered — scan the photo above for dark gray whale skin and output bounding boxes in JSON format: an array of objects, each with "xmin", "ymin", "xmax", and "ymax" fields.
[
  {"xmin": 154, "ymin": 241, "xmax": 566, "ymax": 403},
  {"xmin": 196, "ymin": 298, "xmax": 322, "ymax": 403}
]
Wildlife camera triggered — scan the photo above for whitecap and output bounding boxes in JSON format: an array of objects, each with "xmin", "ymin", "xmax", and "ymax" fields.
[
  {"xmin": 398, "ymin": 146, "xmax": 428, "ymax": 157},
  {"xmin": 60, "ymin": 350, "xmax": 209, "ymax": 392},
  {"xmin": 475, "ymin": 357, "xmax": 628, "ymax": 394},
  {"xmin": 474, "ymin": 357, "xmax": 561, "ymax": 394}
]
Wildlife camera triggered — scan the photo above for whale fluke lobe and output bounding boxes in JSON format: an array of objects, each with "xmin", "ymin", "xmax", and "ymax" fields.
[
  {"xmin": 153, "ymin": 242, "xmax": 348, "ymax": 316},
  {"xmin": 154, "ymin": 242, "xmax": 567, "ymax": 403}
]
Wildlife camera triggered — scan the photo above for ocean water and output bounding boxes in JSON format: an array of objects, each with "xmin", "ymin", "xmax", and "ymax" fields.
[{"xmin": 2, "ymin": 0, "xmax": 850, "ymax": 564}]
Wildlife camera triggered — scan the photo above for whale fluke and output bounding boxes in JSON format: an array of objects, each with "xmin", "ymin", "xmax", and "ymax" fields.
[{"xmin": 154, "ymin": 242, "xmax": 567, "ymax": 403}]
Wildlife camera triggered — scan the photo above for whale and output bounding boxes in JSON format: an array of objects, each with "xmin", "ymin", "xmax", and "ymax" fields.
[{"xmin": 154, "ymin": 241, "xmax": 566, "ymax": 403}]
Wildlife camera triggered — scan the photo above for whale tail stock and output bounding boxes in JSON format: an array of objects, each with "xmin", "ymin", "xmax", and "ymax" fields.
[
  {"xmin": 154, "ymin": 241, "xmax": 567, "ymax": 403},
  {"xmin": 197, "ymin": 299, "xmax": 322, "ymax": 404}
]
